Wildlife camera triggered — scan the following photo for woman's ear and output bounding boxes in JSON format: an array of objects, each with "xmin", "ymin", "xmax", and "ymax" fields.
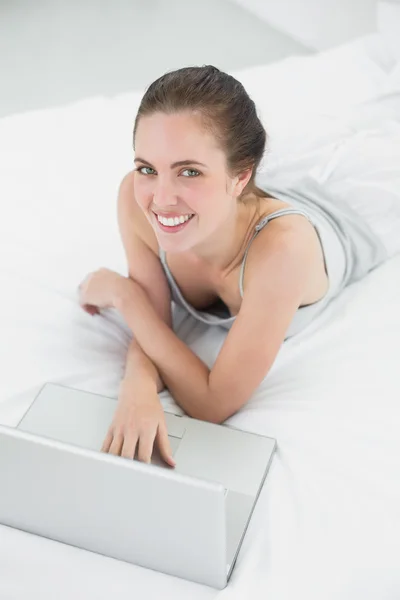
[{"xmin": 233, "ymin": 168, "xmax": 253, "ymax": 197}]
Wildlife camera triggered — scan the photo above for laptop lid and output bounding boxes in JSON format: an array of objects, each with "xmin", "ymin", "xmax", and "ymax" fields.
[{"xmin": 0, "ymin": 424, "xmax": 228, "ymax": 589}]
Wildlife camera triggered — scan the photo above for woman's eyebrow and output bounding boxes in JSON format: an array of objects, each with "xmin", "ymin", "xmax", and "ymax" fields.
[{"xmin": 134, "ymin": 158, "xmax": 207, "ymax": 169}]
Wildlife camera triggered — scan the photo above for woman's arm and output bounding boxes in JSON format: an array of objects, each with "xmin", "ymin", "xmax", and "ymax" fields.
[
  {"xmin": 115, "ymin": 218, "xmax": 316, "ymax": 424},
  {"xmin": 123, "ymin": 337, "xmax": 165, "ymax": 394},
  {"xmin": 115, "ymin": 283, "xmax": 213, "ymax": 419}
]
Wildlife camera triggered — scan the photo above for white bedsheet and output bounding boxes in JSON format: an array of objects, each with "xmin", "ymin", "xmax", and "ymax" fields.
[{"xmin": 0, "ymin": 33, "xmax": 400, "ymax": 599}]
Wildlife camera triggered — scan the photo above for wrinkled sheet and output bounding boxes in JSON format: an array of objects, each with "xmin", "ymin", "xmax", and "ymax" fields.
[{"xmin": 0, "ymin": 33, "xmax": 400, "ymax": 600}]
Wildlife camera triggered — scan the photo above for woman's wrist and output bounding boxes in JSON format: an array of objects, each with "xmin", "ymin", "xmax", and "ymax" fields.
[
  {"xmin": 113, "ymin": 276, "xmax": 139, "ymax": 312},
  {"xmin": 120, "ymin": 371, "xmax": 158, "ymax": 392},
  {"xmin": 123, "ymin": 375, "xmax": 165, "ymax": 395}
]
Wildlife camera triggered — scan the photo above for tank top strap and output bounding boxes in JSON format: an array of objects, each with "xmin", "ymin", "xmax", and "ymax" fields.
[{"xmin": 238, "ymin": 208, "xmax": 314, "ymax": 297}]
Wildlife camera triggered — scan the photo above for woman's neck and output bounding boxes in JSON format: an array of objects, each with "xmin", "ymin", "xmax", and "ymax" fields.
[{"xmin": 186, "ymin": 197, "xmax": 262, "ymax": 277}]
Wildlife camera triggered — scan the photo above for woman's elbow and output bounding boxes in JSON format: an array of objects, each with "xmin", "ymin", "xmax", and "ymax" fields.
[
  {"xmin": 203, "ymin": 399, "xmax": 242, "ymax": 425},
  {"xmin": 184, "ymin": 402, "xmax": 227, "ymax": 425}
]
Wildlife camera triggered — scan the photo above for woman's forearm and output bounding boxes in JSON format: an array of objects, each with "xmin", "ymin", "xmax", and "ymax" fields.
[
  {"xmin": 114, "ymin": 279, "xmax": 217, "ymax": 422},
  {"xmin": 118, "ymin": 272, "xmax": 173, "ymax": 396},
  {"xmin": 123, "ymin": 336, "xmax": 165, "ymax": 394}
]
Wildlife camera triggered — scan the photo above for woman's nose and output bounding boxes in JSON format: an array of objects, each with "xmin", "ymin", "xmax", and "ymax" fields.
[{"xmin": 153, "ymin": 179, "xmax": 178, "ymax": 207}]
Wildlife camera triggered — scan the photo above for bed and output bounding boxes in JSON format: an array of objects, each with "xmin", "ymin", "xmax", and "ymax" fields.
[{"xmin": 0, "ymin": 28, "xmax": 399, "ymax": 600}]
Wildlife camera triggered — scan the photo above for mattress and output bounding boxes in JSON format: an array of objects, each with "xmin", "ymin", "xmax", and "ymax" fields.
[{"xmin": 0, "ymin": 32, "xmax": 399, "ymax": 599}]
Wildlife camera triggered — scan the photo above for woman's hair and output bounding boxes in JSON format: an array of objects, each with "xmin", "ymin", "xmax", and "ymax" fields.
[{"xmin": 133, "ymin": 65, "xmax": 270, "ymax": 205}]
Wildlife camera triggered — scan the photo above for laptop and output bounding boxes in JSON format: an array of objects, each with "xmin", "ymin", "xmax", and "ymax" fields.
[{"xmin": 0, "ymin": 382, "xmax": 276, "ymax": 589}]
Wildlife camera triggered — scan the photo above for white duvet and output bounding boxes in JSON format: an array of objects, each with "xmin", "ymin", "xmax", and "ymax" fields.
[{"xmin": 0, "ymin": 32, "xmax": 400, "ymax": 599}]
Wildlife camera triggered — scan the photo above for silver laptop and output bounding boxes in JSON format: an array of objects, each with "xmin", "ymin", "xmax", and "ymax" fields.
[{"xmin": 0, "ymin": 382, "xmax": 276, "ymax": 589}]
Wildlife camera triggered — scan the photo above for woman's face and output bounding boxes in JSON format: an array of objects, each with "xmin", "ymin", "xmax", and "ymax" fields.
[{"xmin": 133, "ymin": 111, "xmax": 239, "ymax": 254}]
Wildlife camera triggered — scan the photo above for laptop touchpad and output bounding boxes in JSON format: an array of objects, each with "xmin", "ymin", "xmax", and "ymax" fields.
[{"xmin": 144, "ymin": 435, "xmax": 182, "ymax": 468}]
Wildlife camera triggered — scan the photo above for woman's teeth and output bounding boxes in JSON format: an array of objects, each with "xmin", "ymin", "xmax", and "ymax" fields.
[{"xmin": 157, "ymin": 214, "xmax": 194, "ymax": 227}]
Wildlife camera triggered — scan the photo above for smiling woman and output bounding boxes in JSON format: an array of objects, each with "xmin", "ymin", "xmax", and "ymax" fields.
[{"xmin": 80, "ymin": 63, "xmax": 400, "ymax": 464}]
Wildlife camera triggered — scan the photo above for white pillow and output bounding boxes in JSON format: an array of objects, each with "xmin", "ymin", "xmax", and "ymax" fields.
[
  {"xmin": 377, "ymin": 1, "xmax": 400, "ymax": 63},
  {"xmin": 387, "ymin": 61, "xmax": 400, "ymax": 88},
  {"xmin": 229, "ymin": 35, "xmax": 391, "ymax": 175}
]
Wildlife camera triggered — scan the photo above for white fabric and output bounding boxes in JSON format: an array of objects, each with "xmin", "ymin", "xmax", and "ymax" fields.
[
  {"xmin": 0, "ymin": 33, "xmax": 400, "ymax": 599},
  {"xmin": 378, "ymin": 1, "xmax": 400, "ymax": 63},
  {"xmin": 307, "ymin": 122, "xmax": 400, "ymax": 257}
]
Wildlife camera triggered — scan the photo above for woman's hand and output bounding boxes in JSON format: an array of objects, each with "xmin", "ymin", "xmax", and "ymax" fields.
[
  {"xmin": 77, "ymin": 267, "xmax": 128, "ymax": 315},
  {"xmin": 101, "ymin": 378, "xmax": 176, "ymax": 468}
]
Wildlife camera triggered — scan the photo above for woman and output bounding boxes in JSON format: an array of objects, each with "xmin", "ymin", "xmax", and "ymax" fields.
[{"xmin": 77, "ymin": 65, "xmax": 400, "ymax": 468}]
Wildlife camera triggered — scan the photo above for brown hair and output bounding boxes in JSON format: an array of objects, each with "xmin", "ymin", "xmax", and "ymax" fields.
[{"xmin": 133, "ymin": 65, "xmax": 270, "ymax": 205}]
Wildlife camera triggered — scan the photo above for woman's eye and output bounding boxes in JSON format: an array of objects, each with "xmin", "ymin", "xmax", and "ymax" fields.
[
  {"xmin": 135, "ymin": 166, "xmax": 200, "ymax": 177},
  {"xmin": 137, "ymin": 166, "xmax": 155, "ymax": 175}
]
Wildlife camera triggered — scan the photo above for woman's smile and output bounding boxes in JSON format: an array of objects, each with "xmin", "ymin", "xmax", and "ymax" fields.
[{"xmin": 153, "ymin": 211, "xmax": 196, "ymax": 233}]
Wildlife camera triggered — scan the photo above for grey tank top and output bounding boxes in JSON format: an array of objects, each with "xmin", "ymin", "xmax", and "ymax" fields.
[{"xmin": 158, "ymin": 171, "xmax": 387, "ymax": 340}]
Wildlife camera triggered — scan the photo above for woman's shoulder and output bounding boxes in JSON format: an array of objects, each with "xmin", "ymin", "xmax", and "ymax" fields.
[
  {"xmin": 243, "ymin": 198, "xmax": 329, "ymax": 304},
  {"xmin": 245, "ymin": 196, "xmax": 314, "ymax": 252},
  {"xmin": 117, "ymin": 170, "xmax": 160, "ymax": 256}
]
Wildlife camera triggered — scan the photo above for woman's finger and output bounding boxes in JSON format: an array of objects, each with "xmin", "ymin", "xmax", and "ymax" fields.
[
  {"xmin": 101, "ymin": 429, "xmax": 114, "ymax": 453},
  {"xmin": 121, "ymin": 431, "xmax": 139, "ymax": 460},
  {"xmin": 156, "ymin": 421, "xmax": 176, "ymax": 467},
  {"xmin": 108, "ymin": 433, "xmax": 124, "ymax": 456},
  {"xmin": 137, "ymin": 428, "xmax": 158, "ymax": 464}
]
